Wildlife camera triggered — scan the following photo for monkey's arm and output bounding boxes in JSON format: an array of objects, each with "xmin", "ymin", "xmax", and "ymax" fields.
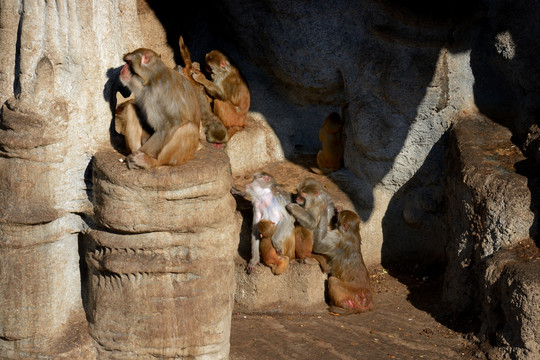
[
  {"xmin": 286, "ymin": 203, "xmax": 318, "ymax": 230},
  {"xmin": 313, "ymin": 230, "xmax": 340, "ymax": 256},
  {"xmin": 248, "ymin": 207, "xmax": 263, "ymax": 273},
  {"xmin": 191, "ymin": 73, "xmax": 227, "ymax": 100},
  {"xmin": 270, "ymin": 216, "xmax": 294, "ymax": 255},
  {"xmin": 248, "ymin": 228, "xmax": 261, "ymax": 273}
]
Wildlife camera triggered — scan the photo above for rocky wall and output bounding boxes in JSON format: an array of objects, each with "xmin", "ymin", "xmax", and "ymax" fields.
[
  {"xmin": 444, "ymin": 112, "xmax": 539, "ymax": 359},
  {"xmin": 0, "ymin": 1, "xmax": 142, "ymax": 358}
]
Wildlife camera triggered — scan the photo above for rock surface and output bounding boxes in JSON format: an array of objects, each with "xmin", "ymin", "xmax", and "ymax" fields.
[
  {"xmin": 0, "ymin": 1, "xmax": 142, "ymax": 358},
  {"xmin": 444, "ymin": 111, "xmax": 540, "ymax": 359}
]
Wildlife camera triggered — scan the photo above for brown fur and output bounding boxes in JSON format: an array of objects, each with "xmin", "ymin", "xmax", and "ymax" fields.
[
  {"xmin": 317, "ymin": 210, "xmax": 374, "ymax": 314},
  {"xmin": 257, "ymin": 220, "xmax": 292, "ymax": 275},
  {"xmin": 286, "ymin": 178, "xmax": 335, "ymax": 252},
  {"xmin": 177, "ymin": 37, "xmax": 228, "ymax": 147},
  {"xmin": 191, "ymin": 50, "xmax": 250, "ymax": 138},
  {"xmin": 312, "ymin": 103, "xmax": 347, "ymax": 175},
  {"xmin": 119, "ymin": 48, "xmax": 201, "ymax": 169},
  {"xmin": 114, "ymin": 99, "xmax": 150, "ymax": 154}
]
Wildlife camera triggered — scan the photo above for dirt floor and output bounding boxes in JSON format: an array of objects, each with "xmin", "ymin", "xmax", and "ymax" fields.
[
  {"xmin": 230, "ymin": 266, "xmax": 480, "ymax": 360},
  {"xmin": 229, "ymin": 155, "xmax": 483, "ymax": 360}
]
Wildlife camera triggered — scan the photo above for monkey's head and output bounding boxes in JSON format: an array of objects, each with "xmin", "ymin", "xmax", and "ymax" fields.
[
  {"xmin": 120, "ymin": 48, "xmax": 163, "ymax": 90},
  {"xmin": 337, "ymin": 210, "xmax": 360, "ymax": 234},
  {"xmin": 295, "ymin": 178, "xmax": 323, "ymax": 207},
  {"xmin": 246, "ymin": 172, "xmax": 275, "ymax": 196},
  {"xmin": 323, "ymin": 112, "xmax": 343, "ymax": 134},
  {"xmin": 257, "ymin": 220, "xmax": 276, "ymax": 238},
  {"xmin": 205, "ymin": 50, "xmax": 230, "ymax": 78}
]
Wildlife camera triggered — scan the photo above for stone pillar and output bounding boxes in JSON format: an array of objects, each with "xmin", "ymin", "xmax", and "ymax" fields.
[
  {"xmin": 87, "ymin": 146, "xmax": 240, "ymax": 359},
  {"xmin": 0, "ymin": 1, "xmax": 141, "ymax": 358}
]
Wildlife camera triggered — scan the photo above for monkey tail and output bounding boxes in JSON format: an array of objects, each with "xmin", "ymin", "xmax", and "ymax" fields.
[
  {"xmin": 328, "ymin": 304, "xmax": 371, "ymax": 315},
  {"xmin": 178, "ymin": 36, "xmax": 192, "ymax": 70},
  {"xmin": 310, "ymin": 166, "xmax": 332, "ymax": 175}
]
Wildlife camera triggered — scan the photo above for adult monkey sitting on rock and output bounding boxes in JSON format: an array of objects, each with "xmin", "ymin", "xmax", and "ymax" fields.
[{"xmin": 117, "ymin": 48, "xmax": 201, "ymax": 169}]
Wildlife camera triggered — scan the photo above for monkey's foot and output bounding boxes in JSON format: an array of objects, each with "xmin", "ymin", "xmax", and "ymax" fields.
[
  {"xmin": 247, "ymin": 261, "xmax": 260, "ymax": 274},
  {"xmin": 127, "ymin": 151, "xmax": 152, "ymax": 170}
]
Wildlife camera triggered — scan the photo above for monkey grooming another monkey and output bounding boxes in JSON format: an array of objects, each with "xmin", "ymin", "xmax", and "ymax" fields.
[
  {"xmin": 312, "ymin": 102, "xmax": 348, "ymax": 175},
  {"xmin": 191, "ymin": 49, "xmax": 250, "ymax": 138},
  {"xmin": 177, "ymin": 36, "xmax": 228, "ymax": 148},
  {"xmin": 246, "ymin": 172, "xmax": 295, "ymax": 274},
  {"xmin": 287, "ymin": 178, "xmax": 335, "ymax": 273},
  {"xmin": 257, "ymin": 220, "xmax": 290, "ymax": 275},
  {"xmin": 316, "ymin": 210, "xmax": 374, "ymax": 314},
  {"xmin": 119, "ymin": 48, "xmax": 201, "ymax": 169},
  {"xmin": 286, "ymin": 178, "xmax": 335, "ymax": 252}
]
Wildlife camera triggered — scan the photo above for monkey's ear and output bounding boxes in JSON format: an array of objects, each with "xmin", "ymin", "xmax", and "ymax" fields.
[
  {"xmin": 142, "ymin": 51, "xmax": 152, "ymax": 65},
  {"xmin": 220, "ymin": 59, "xmax": 229, "ymax": 70},
  {"xmin": 342, "ymin": 223, "xmax": 349, "ymax": 231}
]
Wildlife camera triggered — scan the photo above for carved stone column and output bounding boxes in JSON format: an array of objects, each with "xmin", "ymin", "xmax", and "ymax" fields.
[{"xmin": 88, "ymin": 146, "xmax": 240, "ymax": 359}]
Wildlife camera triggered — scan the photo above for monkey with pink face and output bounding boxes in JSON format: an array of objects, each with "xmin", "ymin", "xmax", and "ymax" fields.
[
  {"xmin": 117, "ymin": 48, "xmax": 201, "ymax": 169},
  {"xmin": 245, "ymin": 172, "xmax": 296, "ymax": 274}
]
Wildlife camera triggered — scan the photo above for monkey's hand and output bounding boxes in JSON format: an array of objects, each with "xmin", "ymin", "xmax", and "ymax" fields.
[
  {"xmin": 247, "ymin": 259, "xmax": 259, "ymax": 274},
  {"xmin": 191, "ymin": 72, "xmax": 206, "ymax": 84},
  {"xmin": 286, "ymin": 203, "xmax": 317, "ymax": 230},
  {"xmin": 286, "ymin": 203, "xmax": 300, "ymax": 213},
  {"xmin": 192, "ymin": 62, "xmax": 201, "ymax": 73}
]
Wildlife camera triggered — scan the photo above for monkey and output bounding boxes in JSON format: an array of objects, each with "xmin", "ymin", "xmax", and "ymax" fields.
[
  {"xmin": 293, "ymin": 224, "xmax": 332, "ymax": 273},
  {"xmin": 245, "ymin": 172, "xmax": 295, "ymax": 273},
  {"xmin": 293, "ymin": 225, "xmax": 313, "ymax": 260},
  {"xmin": 286, "ymin": 178, "xmax": 335, "ymax": 253},
  {"xmin": 257, "ymin": 220, "xmax": 291, "ymax": 275},
  {"xmin": 114, "ymin": 99, "xmax": 150, "ymax": 154},
  {"xmin": 312, "ymin": 102, "xmax": 348, "ymax": 175},
  {"xmin": 191, "ymin": 49, "xmax": 250, "ymax": 138},
  {"xmin": 119, "ymin": 48, "xmax": 201, "ymax": 169},
  {"xmin": 176, "ymin": 36, "xmax": 228, "ymax": 148},
  {"xmin": 316, "ymin": 210, "xmax": 374, "ymax": 314}
]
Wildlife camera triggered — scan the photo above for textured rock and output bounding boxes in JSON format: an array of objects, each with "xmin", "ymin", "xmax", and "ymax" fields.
[
  {"xmin": 225, "ymin": 112, "xmax": 285, "ymax": 176},
  {"xmin": 0, "ymin": 1, "xmax": 143, "ymax": 358},
  {"xmin": 444, "ymin": 111, "xmax": 533, "ymax": 311},
  {"xmin": 234, "ymin": 260, "xmax": 328, "ymax": 314},
  {"xmin": 88, "ymin": 146, "xmax": 240, "ymax": 359},
  {"xmin": 444, "ymin": 111, "xmax": 539, "ymax": 359}
]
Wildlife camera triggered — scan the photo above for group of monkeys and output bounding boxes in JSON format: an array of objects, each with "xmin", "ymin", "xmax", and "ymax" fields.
[
  {"xmin": 114, "ymin": 37, "xmax": 250, "ymax": 169},
  {"xmin": 114, "ymin": 36, "xmax": 345, "ymax": 174},
  {"xmin": 243, "ymin": 172, "xmax": 374, "ymax": 314},
  {"xmin": 113, "ymin": 38, "xmax": 366, "ymax": 313}
]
